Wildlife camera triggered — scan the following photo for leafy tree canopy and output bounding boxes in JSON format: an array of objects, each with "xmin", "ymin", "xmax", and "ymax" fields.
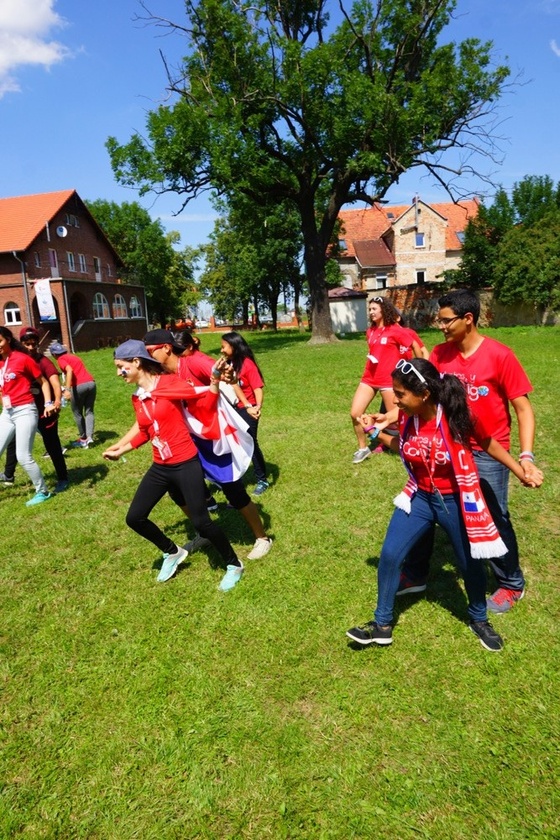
[{"xmin": 107, "ymin": 0, "xmax": 509, "ymax": 342}]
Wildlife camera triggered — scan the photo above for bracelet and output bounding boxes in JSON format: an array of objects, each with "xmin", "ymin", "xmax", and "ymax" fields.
[
  {"xmin": 45, "ymin": 401, "xmax": 54, "ymax": 406},
  {"xmin": 363, "ymin": 424, "xmax": 376, "ymax": 433},
  {"xmin": 211, "ymin": 368, "xmax": 221, "ymax": 378},
  {"xmin": 519, "ymin": 451, "xmax": 535, "ymax": 461}
]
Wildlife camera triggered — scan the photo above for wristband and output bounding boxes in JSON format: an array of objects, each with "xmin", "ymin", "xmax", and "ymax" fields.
[
  {"xmin": 519, "ymin": 451, "xmax": 535, "ymax": 461},
  {"xmin": 211, "ymin": 368, "xmax": 221, "ymax": 378},
  {"xmin": 45, "ymin": 401, "xmax": 54, "ymax": 406}
]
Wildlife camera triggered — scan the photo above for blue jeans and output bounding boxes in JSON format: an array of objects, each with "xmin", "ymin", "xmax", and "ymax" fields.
[
  {"xmin": 375, "ymin": 490, "xmax": 488, "ymax": 626},
  {"xmin": 0, "ymin": 403, "xmax": 48, "ymax": 494},
  {"xmin": 402, "ymin": 451, "xmax": 524, "ymax": 592}
]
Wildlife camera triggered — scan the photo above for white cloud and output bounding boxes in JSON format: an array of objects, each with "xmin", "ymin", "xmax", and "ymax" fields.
[
  {"xmin": 551, "ymin": 39, "xmax": 560, "ymax": 57},
  {"xmin": 0, "ymin": 0, "xmax": 71, "ymax": 98}
]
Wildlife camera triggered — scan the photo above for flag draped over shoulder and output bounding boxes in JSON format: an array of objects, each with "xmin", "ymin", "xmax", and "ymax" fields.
[{"xmin": 184, "ymin": 390, "xmax": 254, "ymax": 484}]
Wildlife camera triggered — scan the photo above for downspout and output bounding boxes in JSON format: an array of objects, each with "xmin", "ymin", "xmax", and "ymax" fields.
[
  {"xmin": 12, "ymin": 251, "xmax": 32, "ymax": 325},
  {"xmin": 61, "ymin": 281, "xmax": 75, "ymax": 353}
]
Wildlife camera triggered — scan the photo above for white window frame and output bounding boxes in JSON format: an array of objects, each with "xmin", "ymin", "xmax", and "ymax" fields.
[
  {"xmin": 4, "ymin": 302, "xmax": 22, "ymax": 325},
  {"xmin": 93, "ymin": 292, "xmax": 111, "ymax": 320},
  {"xmin": 78, "ymin": 253, "xmax": 87, "ymax": 273},
  {"xmin": 67, "ymin": 252, "xmax": 76, "ymax": 272},
  {"xmin": 415, "ymin": 232, "xmax": 425, "ymax": 248},
  {"xmin": 112, "ymin": 294, "xmax": 128, "ymax": 319},
  {"xmin": 34, "ymin": 251, "xmax": 41, "ymax": 268},
  {"xmin": 130, "ymin": 295, "xmax": 143, "ymax": 318}
]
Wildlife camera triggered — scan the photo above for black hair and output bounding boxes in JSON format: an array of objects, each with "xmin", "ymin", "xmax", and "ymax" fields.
[
  {"xmin": 438, "ymin": 289, "xmax": 480, "ymax": 325},
  {"xmin": 221, "ymin": 331, "xmax": 264, "ymax": 380},
  {"xmin": 391, "ymin": 358, "xmax": 473, "ymax": 445},
  {"xmin": 0, "ymin": 325, "xmax": 26, "ymax": 354},
  {"xmin": 179, "ymin": 331, "xmax": 201, "ymax": 352}
]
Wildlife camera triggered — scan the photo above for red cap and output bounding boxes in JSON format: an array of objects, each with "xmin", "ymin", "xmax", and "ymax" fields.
[{"xmin": 19, "ymin": 327, "xmax": 40, "ymax": 341}]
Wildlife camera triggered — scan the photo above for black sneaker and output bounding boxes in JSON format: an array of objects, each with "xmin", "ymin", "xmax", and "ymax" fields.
[
  {"xmin": 206, "ymin": 496, "xmax": 218, "ymax": 511},
  {"xmin": 469, "ymin": 620, "xmax": 503, "ymax": 652},
  {"xmin": 346, "ymin": 621, "xmax": 393, "ymax": 646},
  {"xmin": 183, "ymin": 533, "xmax": 212, "ymax": 554}
]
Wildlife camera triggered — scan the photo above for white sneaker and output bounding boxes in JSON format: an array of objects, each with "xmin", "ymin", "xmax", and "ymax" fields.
[
  {"xmin": 157, "ymin": 546, "xmax": 188, "ymax": 582},
  {"xmin": 352, "ymin": 447, "xmax": 371, "ymax": 464},
  {"xmin": 247, "ymin": 537, "xmax": 273, "ymax": 560}
]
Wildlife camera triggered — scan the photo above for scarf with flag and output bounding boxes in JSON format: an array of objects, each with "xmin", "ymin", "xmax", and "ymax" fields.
[
  {"xmin": 393, "ymin": 408, "xmax": 507, "ymax": 559},
  {"xmin": 184, "ymin": 389, "xmax": 254, "ymax": 484}
]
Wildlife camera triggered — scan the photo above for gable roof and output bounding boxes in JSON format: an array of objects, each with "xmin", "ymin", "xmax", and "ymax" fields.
[
  {"xmin": 338, "ymin": 198, "xmax": 479, "ymax": 256},
  {"xmin": 0, "ymin": 189, "xmax": 76, "ymax": 253},
  {"xmin": 352, "ymin": 239, "xmax": 396, "ymax": 268}
]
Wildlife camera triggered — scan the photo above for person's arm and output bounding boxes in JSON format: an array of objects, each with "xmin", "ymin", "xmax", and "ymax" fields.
[
  {"xmin": 39, "ymin": 376, "xmax": 56, "ymax": 415},
  {"xmin": 412, "ymin": 341, "xmax": 430, "ymax": 360},
  {"xmin": 62, "ymin": 363, "xmax": 74, "ymax": 398},
  {"xmin": 358, "ymin": 414, "xmax": 399, "ymax": 452},
  {"xmin": 48, "ymin": 371, "xmax": 63, "ymax": 411},
  {"xmin": 102, "ymin": 422, "xmax": 140, "ymax": 460},
  {"xmin": 510, "ymin": 395, "xmax": 541, "ymax": 483},
  {"xmin": 248, "ymin": 386, "xmax": 263, "ymax": 418},
  {"xmin": 480, "ymin": 435, "xmax": 543, "ymax": 488}
]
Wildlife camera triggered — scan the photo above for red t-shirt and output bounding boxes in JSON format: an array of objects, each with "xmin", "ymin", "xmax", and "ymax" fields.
[
  {"xmin": 430, "ymin": 337, "xmax": 533, "ymax": 450},
  {"xmin": 237, "ymin": 358, "xmax": 264, "ymax": 406},
  {"xmin": 55, "ymin": 352, "xmax": 94, "ymax": 386},
  {"xmin": 29, "ymin": 354, "xmax": 60, "ymax": 413},
  {"xmin": 399, "ymin": 413, "xmax": 457, "ymax": 493},
  {"xmin": 399, "ymin": 327, "xmax": 426, "ymax": 361},
  {"xmin": 177, "ymin": 351, "xmax": 215, "ymax": 387},
  {"xmin": 363, "ymin": 323, "xmax": 415, "ymax": 388},
  {"xmin": 129, "ymin": 374, "xmax": 218, "ymax": 465},
  {"xmin": 0, "ymin": 350, "xmax": 42, "ymax": 407}
]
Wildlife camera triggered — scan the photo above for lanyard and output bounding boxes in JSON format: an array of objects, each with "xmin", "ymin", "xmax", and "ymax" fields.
[{"xmin": 412, "ymin": 405, "xmax": 443, "ymax": 489}]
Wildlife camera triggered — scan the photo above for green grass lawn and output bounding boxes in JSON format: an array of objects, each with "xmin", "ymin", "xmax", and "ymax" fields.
[{"xmin": 1, "ymin": 326, "xmax": 558, "ymax": 839}]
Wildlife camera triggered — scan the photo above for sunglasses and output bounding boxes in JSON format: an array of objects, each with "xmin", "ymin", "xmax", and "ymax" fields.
[
  {"xmin": 395, "ymin": 358, "xmax": 427, "ymax": 384},
  {"xmin": 370, "ymin": 296, "xmax": 384, "ymax": 303}
]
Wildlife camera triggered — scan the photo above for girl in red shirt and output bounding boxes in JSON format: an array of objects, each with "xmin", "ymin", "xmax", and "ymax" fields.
[
  {"xmin": 102, "ymin": 340, "xmax": 243, "ymax": 590},
  {"xmin": 350, "ymin": 297, "xmax": 419, "ymax": 463},
  {"xmin": 346, "ymin": 359, "xmax": 542, "ymax": 652},
  {"xmin": 221, "ymin": 331, "xmax": 269, "ymax": 496},
  {"xmin": 0, "ymin": 326, "xmax": 55, "ymax": 505}
]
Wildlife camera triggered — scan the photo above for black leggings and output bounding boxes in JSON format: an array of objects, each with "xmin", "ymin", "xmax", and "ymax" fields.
[{"xmin": 126, "ymin": 457, "xmax": 238, "ymax": 567}]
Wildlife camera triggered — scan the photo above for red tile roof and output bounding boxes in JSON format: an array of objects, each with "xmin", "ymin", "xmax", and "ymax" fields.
[
  {"xmin": 338, "ymin": 198, "xmax": 479, "ymax": 255},
  {"xmin": 353, "ymin": 239, "xmax": 396, "ymax": 267},
  {"xmin": 0, "ymin": 189, "xmax": 76, "ymax": 253}
]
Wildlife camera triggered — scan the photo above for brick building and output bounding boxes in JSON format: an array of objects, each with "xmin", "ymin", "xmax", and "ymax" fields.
[
  {"xmin": 336, "ymin": 197, "xmax": 479, "ymax": 292},
  {"xmin": 0, "ymin": 189, "xmax": 148, "ymax": 351}
]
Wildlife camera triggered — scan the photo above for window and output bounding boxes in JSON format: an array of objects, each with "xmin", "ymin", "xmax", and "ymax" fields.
[
  {"xmin": 65, "ymin": 213, "xmax": 80, "ymax": 228},
  {"xmin": 93, "ymin": 256, "xmax": 101, "ymax": 281},
  {"xmin": 112, "ymin": 294, "xmax": 128, "ymax": 319},
  {"xmin": 456, "ymin": 231, "xmax": 465, "ymax": 245},
  {"xmin": 416, "ymin": 270, "xmax": 426, "ymax": 285},
  {"xmin": 67, "ymin": 252, "xmax": 76, "ymax": 272},
  {"xmin": 415, "ymin": 232, "xmax": 425, "ymax": 248},
  {"xmin": 374, "ymin": 275, "xmax": 387, "ymax": 290},
  {"xmin": 93, "ymin": 292, "xmax": 110, "ymax": 319},
  {"xmin": 4, "ymin": 302, "xmax": 22, "ymax": 325},
  {"xmin": 130, "ymin": 295, "xmax": 143, "ymax": 318},
  {"xmin": 34, "ymin": 251, "xmax": 41, "ymax": 268},
  {"xmin": 107, "ymin": 263, "xmax": 112, "ymax": 278},
  {"xmin": 78, "ymin": 254, "xmax": 87, "ymax": 273}
]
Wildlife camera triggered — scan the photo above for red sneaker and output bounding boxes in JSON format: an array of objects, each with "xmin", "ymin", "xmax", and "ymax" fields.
[
  {"xmin": 396, "ymin": 574, "xmax": 427, "ymax": 596},
  {"xmin": 486, "ymin": 587, "xmax": 525, "ymax": 614}
]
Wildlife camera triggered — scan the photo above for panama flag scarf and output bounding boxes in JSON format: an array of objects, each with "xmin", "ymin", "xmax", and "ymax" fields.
[
  {"xmin": 393, "ymin": 408, "xmax": 507, "ymax": 560},
  {"xmin": 184, "ymin": 391, "xmax": 254, "ymax": 484}
]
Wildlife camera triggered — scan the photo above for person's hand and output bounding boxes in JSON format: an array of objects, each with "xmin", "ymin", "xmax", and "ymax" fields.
[
  {"xmin": 247, "ymin": 405, "xmax": 261, "ymax": 418},
  {"xmin": 103, "ymin": 445, "xmax": 123, "ymax": 461},
  {"xmin": 43, "ymin": 403, "xmax": 56, "ymax": 417},
  {"xmin": 519, "ymin": 461, "xmax": 544, "ymax": 488}
]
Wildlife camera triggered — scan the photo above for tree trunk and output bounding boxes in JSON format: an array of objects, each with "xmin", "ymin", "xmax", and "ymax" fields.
[{"xmin": 302, "ymin": 224, "xmax": 338, "ymax": 344}]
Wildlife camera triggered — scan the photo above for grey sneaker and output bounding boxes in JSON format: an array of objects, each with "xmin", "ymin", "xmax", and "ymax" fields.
[
  {"xmin": 346, "ymin": 621, "xmax": 393, "ymax": 646},
  {"xmin": 352, "ymin": 448, "xmax": 371, "ymax": 464},
  {"xmin": 469, "ymin": 620, "xmax": 503, "ymax": 652},
  {"xmin": 182, "ymin": 533, "xmax": 211, "ymax": 554},
  {"xmin": 247, "ymin": 537, "xmax": 273, "ymax": 560},
  {"xmin": 0, "ymin": 472, "xmax": 14, "ymax": 486}
]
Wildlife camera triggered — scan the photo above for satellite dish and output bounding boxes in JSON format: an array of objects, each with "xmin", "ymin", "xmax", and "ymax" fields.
[{"xmin": 56, "ymin": 225, "xmax": 68, "ymax": 238}]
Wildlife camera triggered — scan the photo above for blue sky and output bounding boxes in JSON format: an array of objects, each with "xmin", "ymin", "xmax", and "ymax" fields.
[{"xmin": 1, "ymin": 0, "xmax": 560, "ymax": 251}]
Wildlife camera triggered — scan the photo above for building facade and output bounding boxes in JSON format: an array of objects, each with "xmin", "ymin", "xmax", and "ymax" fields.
[
  {"xmin": 0, "ymin": 189, "xmax": 148, "ymax": 351},
  {"xmin": 336, "ymin": 197, "xmax": 479, "ymax": 292}
]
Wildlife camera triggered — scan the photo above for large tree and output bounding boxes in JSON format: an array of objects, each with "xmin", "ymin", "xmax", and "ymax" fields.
[
  {"xmin": 86, "ymin": 199, "xmax": 199, "ymax": 325},
  {"xmin": 107, "ymin": 0, "xmax": 509, "ymax": 342}
]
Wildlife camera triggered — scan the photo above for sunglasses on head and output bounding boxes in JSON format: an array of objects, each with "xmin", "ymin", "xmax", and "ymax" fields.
[
  {"xmin": 371, "ymin": 296, "xmax": 384, "ymax": 303},
  {"xmin": 395, "ymin": 358, "xmax": 427, "ymax": 384}
]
